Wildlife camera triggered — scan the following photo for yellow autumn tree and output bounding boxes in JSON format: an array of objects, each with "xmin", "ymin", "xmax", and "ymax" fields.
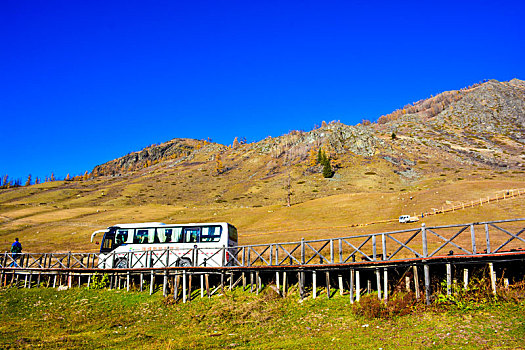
[
  {"xmin": 25, "ymin": 174, "xmax": 32, "ymax": 186},
  {"xmin": 308, "ymin": 148, "xmax": 317, "ymax": 166},
  {"xmin": 215, "ymin": 153, "xmax": 224, "ymax": 174}
]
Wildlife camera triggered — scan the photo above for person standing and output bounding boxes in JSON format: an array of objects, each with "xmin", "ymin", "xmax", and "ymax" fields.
[{"xmin": 10, "ymin": 238, "xmax": 22, "ymax": 267}]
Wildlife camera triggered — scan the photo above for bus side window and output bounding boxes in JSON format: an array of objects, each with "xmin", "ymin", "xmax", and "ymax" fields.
[
  {"xmin": 158, "ymin": 228, "xmax": 166, "ymax": 243},
  {"xmin": 150, "ymin": 229, "xmax": 160, "ymax": 244},
  {"xmin": 173, "ymin": 227, "xmax": 183, "ymax": 243},
  {"xmin": 201, "ymin": 226, "xmax": 221, "ymax": 242},
  {"xmin": 125, "ymin": 228, "xmax": 135, "ymax": 243},
  {"xmin": 183, "ymin": 228, "xmax": 200, "ymax": 243},
  {"xmin": 115, "ymin": 230, "xmax": 128, "ymax": 245},
  {"xmin": 163, "ymin": 229, "xmax": 172, "ymax": 243},
  {"xmin": 157, "ymin": 228, "xmax": 172, "ymax": 243},
  {"xmin": 134, "ymin": 229, "xmax": 149, "ymax": 244},
  {"xmin": 146, "ymin": 228, "xmax": 158, "ymax": 243}
]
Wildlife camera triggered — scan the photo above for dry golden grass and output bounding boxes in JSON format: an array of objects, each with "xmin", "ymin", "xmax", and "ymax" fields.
[{"xmin": 0, "ymin": 176, "xmax": 523, "ymax": 253}]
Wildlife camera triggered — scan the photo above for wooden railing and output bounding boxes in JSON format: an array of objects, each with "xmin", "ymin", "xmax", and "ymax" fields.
[{"xmin": 2, "ymin": 218, "xmax": 524, "ymax": 270}]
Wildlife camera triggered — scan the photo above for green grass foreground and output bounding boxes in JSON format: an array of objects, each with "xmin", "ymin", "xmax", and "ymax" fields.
[{"xmin": 1, "ymin": 287, "xmax": 524, "ymax": 349}]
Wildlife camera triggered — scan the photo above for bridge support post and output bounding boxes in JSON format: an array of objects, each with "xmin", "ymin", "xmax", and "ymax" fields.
[
  {"xmin": 383, "ymin": 268, "xmax": 388, "ymax": 302},
  {"xmin": 150, "ymin": 271, "xmax": 154, "ymax": 295},
  {"xmin": 127, "ymin": 271, "xmax": 130, "ymax": 292},
  {"xmin": 256, "ymin": 271, "xmax": 260, "ymax": 295},
  {"xmin": 163, "ymin": 271, "xmax": 168, "ymax": 297},
  {"xmin": 424, "ymin": 264, "xmax": 430, "ymax": 305},
  {"xmin": 349, "ymin": 269, "xmax": 354, "ymax": 304},
  {"xmin": 174, "ymin": 274, "xmax": 180, "ymax": 301},
  {"xmin": 200, "ymin": 274, "xmax": 204, "ymax": 298},
  {"xmin": 283, "ymin": 271, "xmax": 287, "ymax": 296},
  {"xmin": 220, "ymin": 271, "xmax": 224, "ymax": 294},
  {"xmin": 312, "ymin": 270, "xmax": 317, "ymax": 299},
  {"xmin": 489, "ymin": 263, "xmax": 497, "ymax": 295},
  {"xmin": 140, "ymin": 273, "xmax": 144, "ymax": 292},
  {"xmin": 463, "ymin": 268, "xmax": 469, "ymax": 289},
  {"xmin": 298, "ymin": 271, "xmax": 305, "ymax": 300},
  {"xmin": 376, "ymin": 269, "xmax": 382, "ymax": 300},
  {"xmin": 276, "ymin": 272, "xmax": 280, "ymax": 296},
  {"xmin": 355, "ymin": 270, "xmax": 360, "ymax": 302},
  {"xmin": 205, "ymin": 273, "xmax": 210, "ymax": 298},
  {"xmin": 182, "ymin": 270, "xmax": 187, "ymax": 303},
  {"xmin": 413, "ymin": 265, "xmax": 420, "ymax": 300},
  {"xmin": 446, "ymin": 263, "xmax": 452, "ymax": 296},
  {"xmin": 325, "ymin": 271, "xmax": 330, "ymax": 299},
  {"xmin": 338, "ymin": 273, "xmax": 344, "ymax": 296},
  {"xmin": 188, "ymin": 273, "xmax": 193, "ymax": 301}
]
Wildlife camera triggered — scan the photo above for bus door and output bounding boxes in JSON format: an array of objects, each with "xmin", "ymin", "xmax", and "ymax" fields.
[{"xmin": 100, "ymin": 230, "xmax": 116, "ymax": 254}]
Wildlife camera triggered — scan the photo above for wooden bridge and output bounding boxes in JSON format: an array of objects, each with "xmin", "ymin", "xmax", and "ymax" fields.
[{"xmin": 1, "ymin": 218, "xmax": 524, "ymax": 304}]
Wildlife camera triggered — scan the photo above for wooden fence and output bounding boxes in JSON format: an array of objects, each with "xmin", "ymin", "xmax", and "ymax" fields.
[{"xmin": 2, "ymin": 218, "xmax": 523, "ymax": 270}]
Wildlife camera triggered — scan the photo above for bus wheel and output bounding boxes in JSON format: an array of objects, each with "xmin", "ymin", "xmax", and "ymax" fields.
[
  {"xmin": 178, "ymin": 258, "xmax": 192, "ymax": 267},
  {"xmin": 115, "ymin": 258, "xmax": 128, "ymax": 269}
]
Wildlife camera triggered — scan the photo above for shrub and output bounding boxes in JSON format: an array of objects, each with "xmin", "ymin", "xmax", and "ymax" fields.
[
  {"xmin": 352, "ymin": 292, "xmax": 419, "ymax": 319},
  {"xmin": 89, "ymin": 274, "xmax": 109, "ymax": 290}
]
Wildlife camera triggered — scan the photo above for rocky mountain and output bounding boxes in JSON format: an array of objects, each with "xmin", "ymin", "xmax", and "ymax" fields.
[{"xmin": 80, "ymin": 79, "xmax": 525, "ymax": 208}]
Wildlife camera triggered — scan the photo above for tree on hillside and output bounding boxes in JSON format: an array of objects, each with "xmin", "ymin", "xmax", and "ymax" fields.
[
  {"xmin": 215, "ymin": 153, "xmax": 224, "ymax": 174},
  {"xmin": 232, "ymin": 137, "xmax": 240, "ymax": 149},
  {"xmin": 285, "ymin": 173, "xmax": 293, "ymax": 207},
  {"xmin": 65, "ymin": 173, "xmax": 71, "ymax": 181},
  {"xmin": 308, "ymin": 148, "xmax": 317, "ymax": 166},
  {"xmin": 35, "ymin": 177, "xmax": 40, "ymax": 185},
  {"xmin": 1, "ymin": 175, "xmax": 8, "ymax": 188},
  {"xmin": 317, "ymin": 148, "xmax": 324, "ymax": 164},
  {"xmin": 25, "ymin": 174, "xmax": 32, "ymax": 187},
  {"xmin": 322, "ymin": 158, "xmax": 334, "ymax": 178},
  {"xmin": 50, "ymin": 173, "xmax": 56, "ymax": 181}
]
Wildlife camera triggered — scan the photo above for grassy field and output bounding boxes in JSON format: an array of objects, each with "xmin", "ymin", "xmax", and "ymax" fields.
[{"xmin": 1, "ymin": 286, "xmax": 524, "ymax": 349}]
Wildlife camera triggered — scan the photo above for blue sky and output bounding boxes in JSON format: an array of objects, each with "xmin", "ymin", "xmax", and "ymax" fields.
[{"xmin": 2, "ymin": 0, "xmax": 524, "ymax": 182}]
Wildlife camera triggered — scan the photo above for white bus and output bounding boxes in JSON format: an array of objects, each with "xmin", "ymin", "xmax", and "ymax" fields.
[{"xmin": 90, "ymin": 222, "xmax": 238, "ymax": 268}]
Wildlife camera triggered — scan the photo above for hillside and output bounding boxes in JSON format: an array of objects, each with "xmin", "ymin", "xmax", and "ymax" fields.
[{"xmin": 0, "ymin": 79, "xmax": 524, "ymax": 252}]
